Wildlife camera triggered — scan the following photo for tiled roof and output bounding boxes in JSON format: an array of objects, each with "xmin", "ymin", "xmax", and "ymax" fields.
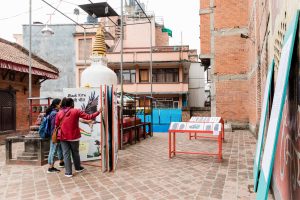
[{"xmin": 0, "ymin": 38, "xmax": 59, "ymax": 78}]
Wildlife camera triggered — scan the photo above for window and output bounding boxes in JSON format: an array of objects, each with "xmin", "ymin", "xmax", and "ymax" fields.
[
  {"xmin": 140, "ymin": 69, "xmax": 149, "ymax": 82},
  {"xmin": 152, "ymin": 68, "xmax": 179, "ymax": 83},
  {"xmin": 173, "ymin": 101, "xmax": 179, "ymax": 108},
  {"xmin": 114, "ymin": 69, "xmax": 136, "ymax": 84},
  {"xmin": 154, "ymin": 97, "xmax": 180, "ymax": 108},
  {"xmin": 78, "ymin": 38, "xmax": 92, "ymax": 60}
]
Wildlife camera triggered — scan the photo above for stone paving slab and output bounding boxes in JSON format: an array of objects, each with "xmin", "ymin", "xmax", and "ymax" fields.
[{"xmin": 0, "ymin": 131, "xmax": 273, "ymax": 200}]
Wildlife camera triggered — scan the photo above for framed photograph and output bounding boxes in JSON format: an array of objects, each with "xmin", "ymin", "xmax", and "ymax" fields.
[
  {"xmin": 196, "ymin": 117, "xmax": 204, "ymax": 122},
  {"xmin": 186, "ymin": 122, "xmax": 203, "ymax": 130},
  {"xmin": 169, "ymin": 122, "xmax": 180, "ymax": 130},
  {"xmin": 178, "ymin": 122, "xmax": 186, "ymax": 130},
  {"xmin": 213, "ymin": 123, "xmax": 221, "ymax": 132},
  {"xmin": 190, "ymin": 117, "xmax": 196, "ymax": 122},
  {"xmin": 204, "ymin": 123, "xmax": 213, "ymax": 131}
]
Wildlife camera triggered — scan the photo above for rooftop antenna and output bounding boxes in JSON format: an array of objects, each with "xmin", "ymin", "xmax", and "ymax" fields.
[
  {"xmin": 74, "ymin": 8, "xmax": 80, "ymax": 22},
  {"xmin": 41, "ymin": 13, "xmax": 54, "ymax": 36}
]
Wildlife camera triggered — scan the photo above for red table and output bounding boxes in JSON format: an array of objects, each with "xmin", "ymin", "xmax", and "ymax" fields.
[{"xmin": 168, "ymin": 121, "xmax": 224, "ymax": 161}]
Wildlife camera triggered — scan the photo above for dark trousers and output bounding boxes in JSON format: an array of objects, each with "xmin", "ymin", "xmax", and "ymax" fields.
[{"xmin": 60, "ymin": 141, "xmax": 81, "ymax": 174}]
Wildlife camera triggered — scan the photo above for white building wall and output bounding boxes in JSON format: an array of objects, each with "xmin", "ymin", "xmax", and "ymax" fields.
[{"xmin": 188, "ymin": 63, "xmax": 205, "ymax": 107}]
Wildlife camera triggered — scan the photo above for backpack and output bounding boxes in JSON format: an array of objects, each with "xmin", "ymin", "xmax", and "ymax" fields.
[{"xmin": 38, "ymin": 115, "xmax": 51, "ymax": 139}]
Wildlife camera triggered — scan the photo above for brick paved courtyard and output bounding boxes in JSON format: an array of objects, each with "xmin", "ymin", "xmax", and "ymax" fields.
[{"xmin": 0, "ymin": 131, "xmax": 273, "ymax": 200}]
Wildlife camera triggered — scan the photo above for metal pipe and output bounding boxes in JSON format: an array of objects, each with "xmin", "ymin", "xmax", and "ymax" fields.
[
  {"xmin": 84, "ymin": 28, "xmax": 87, "ymax": 68},
  {"xmin": 210, "ymin": 0, "xmax": 216, "ymax": 116},
  {"xmin": 150, "ymin": 20, "xmax": 153, "ymax": 97},
  {"xmin": 120, "ymin": 0, "xmax": 124, "ymax": 150},
  {"xmin": 29, "ymin": 0, "xmax": 32, "ymax": 126},
  {"xmin": 107, "ymin": 16, "xmax": 118, "ymax": 26}
]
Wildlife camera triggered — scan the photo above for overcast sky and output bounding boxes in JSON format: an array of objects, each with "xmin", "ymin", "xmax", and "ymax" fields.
[{"xmin": 0, "ymin": 0, "xmax": 199, "ymax": 52}]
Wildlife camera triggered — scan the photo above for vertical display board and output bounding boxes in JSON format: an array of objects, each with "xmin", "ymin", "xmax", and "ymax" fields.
[
  {"xmin": 256, "ymin": 11, "xmax": 299, "ymax": 200},
  {"xmin": 253, "ymin": 60, "xmax": 274, "ymax": 192},
  {"xmin": 64, "ymin": 86, "xmax": 119, "ymax": 173},
  {"xmin": 63, "ymin": 88, "xmax": 101, "ymax": 162},
  {"xmin": 100, "ymin": 85, "xmax": 118, "ymax": 172},
  {"xmin": 112, "ymin": 86, "xmax": 119, "ymax": 171},
  {"xmin": 100, "ymin": 86, "xmax": 107, "ymax": 172}
]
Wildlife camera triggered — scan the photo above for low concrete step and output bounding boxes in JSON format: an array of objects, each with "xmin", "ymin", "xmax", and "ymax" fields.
[
  {"xmin": 17, "ymin": 155, "xmax": 38, "ymax": 160},
  {"xmin": 225, "ymin": 123, "xmax": 232, "ymax": 132},
  {"xmin": 30, "ymin": 126, "xmax": 40, "ymax": 131}
]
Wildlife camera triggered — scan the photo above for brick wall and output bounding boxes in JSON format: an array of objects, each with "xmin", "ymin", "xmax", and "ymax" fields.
[
  {"xmin": 182, "ymin": 107, "xmax": 211, "ymax": 122},
  {"xmin": 155, "ymin": 26, "xmax": 169, "ymax": 46},
  {"xmin": 214, "ymin": 0, "xmax": 249, "ymax": 29},
  {"xmin": 215, "ymin": 35, "xmax": 248, "ymax": 75},
  {"xmin": 210, "ymin": 0, "xmax": 249, "ymax": 124},
  {"xmin": 200, "ymin": 0, "xmax": 211, "ymax": 54},
  {"xmin": 216, "ymin": 80, "xmax": 248, "ymax": 122},
  {"xmin": 0, "ymin": 72, "xmax": 40, "ymax": 132}
]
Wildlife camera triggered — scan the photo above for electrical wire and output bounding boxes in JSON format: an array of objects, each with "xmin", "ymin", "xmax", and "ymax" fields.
[
  {"xmin": 0, "ymin": 7, "xmax": 44, "ymax": 21},
  {"xmin": 45, "ymin": 0, "xmax": 63, "ymax": 24},
  {"xmin": 61, "ymin": 0, "xmax": 77, "ymax": 6}
]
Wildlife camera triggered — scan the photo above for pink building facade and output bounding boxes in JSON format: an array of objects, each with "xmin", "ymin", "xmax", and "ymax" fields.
[{"xmin": 75, "ymin": 15, "xmax": 197, "ymax": 108}]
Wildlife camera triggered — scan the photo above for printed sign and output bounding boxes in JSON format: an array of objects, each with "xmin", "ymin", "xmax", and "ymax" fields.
[
  {"xmin": 169, "ymin": 122, "xmax": 222, "ymax": 133},
  {"xmin": 63, "ymin": 88, "xmax": 101, "ymax": 162},
  {"xmin": 189, "ymin": 117, "xmax": 221, "ymax": 123},
  {"xmin": 253, "ymin": 61, "xmax": 274, "ymax": 191}
]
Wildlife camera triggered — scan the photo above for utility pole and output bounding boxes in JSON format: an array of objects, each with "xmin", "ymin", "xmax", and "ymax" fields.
[
  {"xmin": 120, "ymin": 0, "xmax": 124, "ymax": 149},
  {"xmin": 29, "ymin": 0, "xmax": 32, "ymax": 125},
  {"xmin": 210, "ymin": 0, "xmax": 216, "ymax": 116},
  {"xmin": 150, "ymin": 19, "xmax": 153, "ymax": 97}
]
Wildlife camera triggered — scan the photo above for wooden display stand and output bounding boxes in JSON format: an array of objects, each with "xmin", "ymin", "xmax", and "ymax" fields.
[{"xmin": 168, "ymin": 118, "xmax": 224, "ymax": 161}]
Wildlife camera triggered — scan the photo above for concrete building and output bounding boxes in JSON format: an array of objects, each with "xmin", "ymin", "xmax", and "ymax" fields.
[
  {"xmin": 75, "ymin": 8, "xmax": 202, "ymax": 108},
  {"xmin": 199, "ymin": 0, "xmax": 300, "ymax": 198},
  {"xmin": 0, "ymin": 38, "xmax": 59, "ymax": 132},
  {"xmin": 20, "ymin": 9, "xmax": 203, "ymax": 109},
  {"xmin": 188, "ymin": 62, "xmax": 206, "ymax": 107},
  {"xmin": 22, "ymin": 24, "xmax": 76, "ymax": 99}
]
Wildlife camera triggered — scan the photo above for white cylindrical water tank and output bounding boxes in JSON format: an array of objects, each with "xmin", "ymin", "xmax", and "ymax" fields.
[{"xmin": 80, "ymin": 56, "xmax": 117, "ymax": 87}]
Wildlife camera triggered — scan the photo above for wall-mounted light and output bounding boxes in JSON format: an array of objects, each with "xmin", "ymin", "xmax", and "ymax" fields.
[
  {"xmin": 240, "ymin": 33, "xmax": 255, "ymax": 43},
  {"xmin": 41, "ymin": 24, "xmax": 54, "ymax": 36}
]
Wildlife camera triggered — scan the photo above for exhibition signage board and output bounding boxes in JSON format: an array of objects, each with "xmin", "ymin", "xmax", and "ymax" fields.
[
  {"xmin": 168, "ymin": 119, "xmax": 223, "ymax": 161},
  {"xmin": 169, "ymin": 122, "xmax": 222, "ymax": 133},
  {"xmin": 64, "ymin": 88, "xmax": 101, "ymax": 162},
  {"xmin": 253, "ymin": 60, "xmax": 274, "ymax": 192},
  {"xmin": 189, "ymin": 117, "xmax": 221, "ymax": 123},
  {"xmin": 256, "ymin": 11, "xmax": 299, "ymax": 200},
  {"xmin": 64, "ymin": 85, "xmax": 118, "ymax": 173}
]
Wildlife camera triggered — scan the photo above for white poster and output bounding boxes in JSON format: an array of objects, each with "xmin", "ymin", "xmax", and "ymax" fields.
[{"xmin": 63, "ymin": 88, "xmax": 101, "ymax": 162}]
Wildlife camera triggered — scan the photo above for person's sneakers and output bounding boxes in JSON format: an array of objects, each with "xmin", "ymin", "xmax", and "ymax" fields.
[
  {"xmin": 75, "ymin": 166, "xmax": 86, "ymax": 173},
  {"xmin": 47, "ymin": 167, "xmax": 60, "ymax": 173},
  {"xmin": 64, "ymin": 173, "xmax": 73, "ymax": 178},
  {"xmin": 58, "ymin": 161, "xmax": 64, "ymax": 168}
]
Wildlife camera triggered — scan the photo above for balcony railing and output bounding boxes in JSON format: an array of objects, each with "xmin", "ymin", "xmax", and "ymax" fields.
[{"xmin": 116, "ymin": 82, "xmax": 188, "ymax": 94}]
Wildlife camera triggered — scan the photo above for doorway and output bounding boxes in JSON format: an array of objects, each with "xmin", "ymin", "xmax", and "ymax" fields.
[{"xmin": 0, "ymin": 90, "xmax": 16, "ymax": 132}]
